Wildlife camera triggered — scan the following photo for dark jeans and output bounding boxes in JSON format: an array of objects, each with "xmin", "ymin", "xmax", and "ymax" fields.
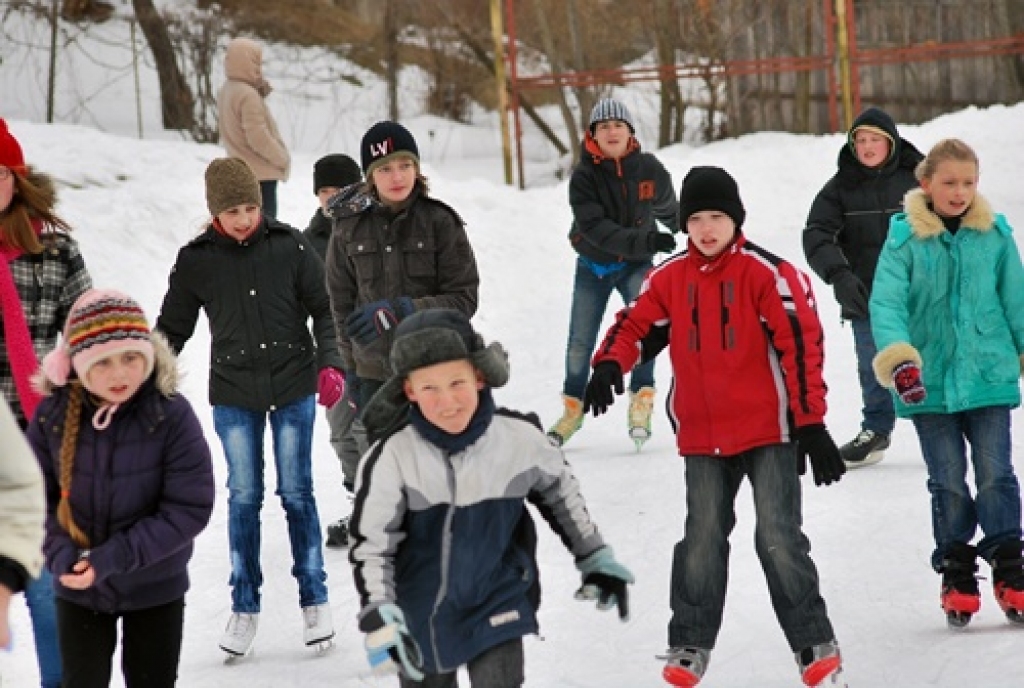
[
  {"xmin": 851, "ymin": 317, "xmax": 895, "ymax": 436},
  {"xmin": 562, "ymin": 257, "xmax": 655, "ymax": 399},
  {"xmin": 911, "ymin": 406, "xmax": 1023, "ymax": 569},
  {"xmin": 56, "ymin": 596, "xmax": 184, "ymax": 688},
  {"xmin": 669, "ymin": 444, "xmax": 835, "ymax": 653},
  {"xmin": 25, "ymin": 568, "xmax": 61, "ymax": 687},
  {"xmin": 398, "ymin": 638, "xmax": 525, "ymax": 688},
  {"xmin": 259, "ymin": 180, "xmax": 278, "ymax": 219}
]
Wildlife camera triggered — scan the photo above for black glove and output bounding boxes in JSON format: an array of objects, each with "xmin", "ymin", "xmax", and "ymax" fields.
[
  {"xmin": 793, "ymin": 424, "xmax": 846, "ymax": 487},
  {"xmin": 831, "ymin": 271, "xmax": 869, "ymax": 320},
  {"xmin": 343, "ymin": 370, "xmax": 361, "ymax": 409},
  {"xmin": 583, "ymin": 361, "xmax": 624, "ymax": 416},
  {"xmin": 648, "ymin": 231, "xmax": 677, "ymax": 253},
  {"xmin": 344, "ymin": 297, "xmax": 414, "ymax": 347}
]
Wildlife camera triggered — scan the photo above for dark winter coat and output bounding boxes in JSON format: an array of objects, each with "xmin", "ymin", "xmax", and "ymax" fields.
[
  {"xmin": 27, "ymin": 334, "xmax": 215, "ymax": 614},
  {"xmin": 567, "ymin": 134, "xmax": 679, "ymax": 266},
  {"xmin": 595, "ymin": 234, "xmax": 829, "ymax": 457},
  {"xmin": 325, "ymin": 183, "xmax": 479, "ymax": 382},
  {"xmin": 802, "ymin": 107, "xmax": 923, "ymax": 318},
  {"xmin": 156, "ymin": 215, "xmax": 343, "ymax": 411},
  {"xmin": 303, "ymin": 207, "xmax": 332, "ymax": 262},
  {"xmin": 350, "ymin": 400, "xmax": 605, "ymax": 674}
]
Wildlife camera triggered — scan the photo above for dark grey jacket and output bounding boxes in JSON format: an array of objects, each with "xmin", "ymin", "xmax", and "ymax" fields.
[
  {"xmin": 156, "ymin": 216, "xmax": 343, "ymax": 410},
  {"xmin": 325, "ymin": 184, "xmax": 479, "ymax": 382}
]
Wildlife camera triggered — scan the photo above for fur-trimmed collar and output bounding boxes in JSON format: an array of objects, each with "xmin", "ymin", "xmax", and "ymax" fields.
[{"xmin": 902, "ymin": 188, "xmax": 995, "ymax": 239}]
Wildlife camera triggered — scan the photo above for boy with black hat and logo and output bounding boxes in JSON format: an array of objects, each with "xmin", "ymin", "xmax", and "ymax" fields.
[
  {"xmin": 349, "ymin": 307, "xmax": 634, "ymax": 687},
  {"xmin": 304, "ymin": 153, "xmax": 363, "ymax": 549},
  {"xmin": 156, "ymin": 157, "xmax": 345, "ymax": 657},
  {"xmin": 548, "ymin": 97, "xmax": 679, "ymax": 451},
  {"xmin": 584, "ymin": 166, "xmax": 849, "ymax": 687},
  {"xmin": 324, "ymin": 121, "xmax": 479, "ymax": 458}
]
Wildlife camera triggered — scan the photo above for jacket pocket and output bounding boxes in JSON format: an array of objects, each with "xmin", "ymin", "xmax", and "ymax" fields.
[
  {"xmin": 975, "ymin": 315, "xmax": 1018, "ymax": 383},
  {"xmin": 402, "ymin": 237, "xmax": 438, "ymax": 280},
  {"xmin": 347, "ymin": 239, "xmax": 380, "ymax": 290}
]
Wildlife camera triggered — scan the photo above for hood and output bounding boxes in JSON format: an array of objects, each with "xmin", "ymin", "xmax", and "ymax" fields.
[
  {"xmin": 224, "ymin": 37, "xmax": 268, "ymax": 93},
  {"xmin": 580, "ymin": 131, "xmax": 640, "ymax": 165},
  {"xmin": 837, "ymin": 107, "xmax": 923, "ymax": 184}
]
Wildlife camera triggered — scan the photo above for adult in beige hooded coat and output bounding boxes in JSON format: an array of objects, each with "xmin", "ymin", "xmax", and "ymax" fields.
[
  {"xmin": 217, "ymin": 37, "xmax": 291, "ymax": 219},
  {"xmin": 0, "ymin": 397, "xmax": 45, "ymax": 649}
]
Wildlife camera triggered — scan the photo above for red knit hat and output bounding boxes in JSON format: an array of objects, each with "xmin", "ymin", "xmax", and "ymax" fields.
[{"xmin": 0, "ymin": 119, "xmax": 27, "ymax": 175}]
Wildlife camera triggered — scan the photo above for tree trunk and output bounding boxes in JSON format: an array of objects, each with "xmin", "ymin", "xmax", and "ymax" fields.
[
  {"xmin": 131, "ymin": 0, "xmax": 194, "ymax": 130},
  {"xmin": 530, "ymin": 0, "xmax": 581, "ymax": 158},
  {"xmin": 384, "ymin": 0, "xmax": 399, "ymax": 120}
]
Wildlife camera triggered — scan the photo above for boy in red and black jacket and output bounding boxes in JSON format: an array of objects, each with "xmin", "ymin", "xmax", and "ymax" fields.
[{"xmin": 585, "ymin": 166, "xmax": 849, "ymax": 688}]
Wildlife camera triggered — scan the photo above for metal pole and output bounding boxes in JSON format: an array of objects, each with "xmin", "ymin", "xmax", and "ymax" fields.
[
  {"xmin": 505, "ymin": 0, "xmax": 525, "ymax": 189},
  {"xmin": 490, "ymin": 0, "xmax": 513, "ymax": 185},
  {"xmin": 46, "ymin": 0, "xmax": 59, "ymax": 123},
  {"xmin": 834, "ymin": 0, "xmax": 854, "ymax": 129},
  {"xmin": 131, "ymin": 19, "xmax": 144, "ymax": 139}
]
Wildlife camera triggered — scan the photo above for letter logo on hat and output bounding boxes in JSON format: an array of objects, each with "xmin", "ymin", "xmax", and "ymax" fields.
[{"xmin": 369, "ymin": 139, "xmax": 394, "ymax": 160}]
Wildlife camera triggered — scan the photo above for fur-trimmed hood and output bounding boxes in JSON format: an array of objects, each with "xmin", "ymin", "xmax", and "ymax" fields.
[
  {"xmin": 901, "ymin": 188, "xmax": 996, "ymax": 240},
  {"xmin": 32, "ymin": 331, "xmax": 181, "ymax": 397}
]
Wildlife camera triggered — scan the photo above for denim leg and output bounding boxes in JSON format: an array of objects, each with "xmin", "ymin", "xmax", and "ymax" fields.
[
  {"xmin": 851, "ymin": 318, "xmax": 895, "ymax": 436},
  {"xmin": 213, "ymin": 405, "xmax": 266, "ymax": 613},
  {"xmin": 562, "ymin": 259, "xmax": 616, "ymax": 399},
  {"xmin": 617, "ymin": 261, "xmax": 656, "ymax": 392},
  {"xmin": 962, "ymin": 406, "xmax": 1023, "ymax": 562},
  {"xmin": 467, "ymin": 639, "xmax": 525, "ymax": 687},
  {"xmin": 745, "ymin": 444, "xmax": 835, "ymax": 652},
  {"xmin": 270, "ymin": 395, "xmax": 328, "ymax": 608},
  {"xmin": 668, "ymin": 455, "xmax": 740, "ymax": 649},
  {"xmin": 24, "ymin": 568, "xmax": 62, "ymax": 688},
  {"xmin": 912, "ymin": 412, "xmax": 978, "ymax": 571}
]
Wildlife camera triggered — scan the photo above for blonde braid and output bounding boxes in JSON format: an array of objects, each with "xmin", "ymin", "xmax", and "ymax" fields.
[{"xmin": 56, "ymin": 382, "xmax": 90, "ymax": 548}]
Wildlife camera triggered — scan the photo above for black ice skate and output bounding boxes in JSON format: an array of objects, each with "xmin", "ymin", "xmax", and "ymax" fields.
[
  {"xmin": 940, "ymin": 542, "xmax": 980, "ymax": 629},
  {"xmin": 991, "ymin": 540, "xmax": 1024, "ymax": 625}
]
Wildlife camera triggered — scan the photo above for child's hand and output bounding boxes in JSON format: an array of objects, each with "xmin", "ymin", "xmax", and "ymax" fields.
[
  {"xmin": 583, "ymin": 361, "xmax": 624, "ymax": 416},
  {"xmin": 59, "ymin": 559, "xmax": 96, "ymax": 590},
  {"xmin": 893, "ymin": 361, "xmax": 926, "ymax": 404},
  {"xmin": 317, "ymin": 367, "xmax": 345, "ymax": 409},
  {"xmin": 360, "ymin": 603, "xmax": 424, "ymax": 681},
  {"xmin": 793, "ymin": 424, "xmax": 846, "ymax": 487},
  {"xmin": 575, "ymin": 547, "xmax": 635, "ymax": 622}
]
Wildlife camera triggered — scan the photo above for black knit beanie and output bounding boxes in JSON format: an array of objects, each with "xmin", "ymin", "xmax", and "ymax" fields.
[
  {"xmin": 360, "ymin": 121, "xmax": 420, "ymax": 176},
  {"xmin": 679, "ymin": 166, "xmax": 746, "ymax": 230},
  {"xmin": 313, "ymin": 154, "xmax": 362, "ymax": 194}
]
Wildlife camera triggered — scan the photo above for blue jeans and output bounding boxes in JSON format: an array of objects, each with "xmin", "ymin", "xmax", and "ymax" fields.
[
  {"xmin": 25, "ymin": 568, "xmax": 61, "ymax": 688},
  {"xmin": 213, "ymin": 395, "xmax": 328, "ymax": 612},
  {"xmin": 562, "ymin": 258, "xmax": 655, "ymax": 399},
  {"xmin": 851, "ymin": 317, "xmax": 895, "ymax": 436},
  {"xmin": 259, "ymin": 180, "xmax": 278, "ymax": 219},
  {"xmin": 911, "ymin": 406, "xmax": 1023, "ymax": 570},
  {"xmin": 669, "ymin": 445, "xmax": 835, "ymax": 652}
]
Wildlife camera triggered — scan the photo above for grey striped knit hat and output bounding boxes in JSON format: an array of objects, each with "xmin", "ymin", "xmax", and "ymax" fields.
[{"xmin": 589, "ymin": 98, "xmax": 635, "ymax": 135}]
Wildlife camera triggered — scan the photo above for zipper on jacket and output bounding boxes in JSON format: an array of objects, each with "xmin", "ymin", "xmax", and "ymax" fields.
[
  {"xmin": 720, "ymin": 280, "xmax": 735, "ymax": 350},
  {"xmin": 688, "ymin": 283, "xmax": 700, "ymax": 352},
  {"xmin": 429, "ymin": 451, "xmax": 458, "ymax": 672}
]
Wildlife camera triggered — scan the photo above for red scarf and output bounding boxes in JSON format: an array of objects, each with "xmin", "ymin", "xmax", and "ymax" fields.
[{"xmin": 0, "ymin": 241, "xmax": 42, "ymax": 420}]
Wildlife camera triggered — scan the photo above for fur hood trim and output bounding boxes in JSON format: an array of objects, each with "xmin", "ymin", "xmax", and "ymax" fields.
[{"xmin": 902, "ymin": 189, "xmax": 995, "ymax": 239}]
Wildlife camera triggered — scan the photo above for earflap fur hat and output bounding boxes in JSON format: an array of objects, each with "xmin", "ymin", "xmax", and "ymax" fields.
[
  {"xmin": 588, "ymin": 98, "xmax": 635, "ymax": 135},
  {"xmin": 313, "ymin": 154, "xmax": 362, "ymax": 195},
  {"xmin": 0, "ymin": 118, "xmax": 27, "ymax": 175},
  {"xmin": 679, "ymin": 166, "xmax": 746, "ymax": 230},
  {"xmin": 205, "ymin": 157, "xmax": 261, "ymax": 217},
  {"xmin": 360, "ymin": 121, "xmax": 420, "ymax": 177},
  {"xmin": 41, "ymin": 289, "xmax": 155, "ymax": 389}
]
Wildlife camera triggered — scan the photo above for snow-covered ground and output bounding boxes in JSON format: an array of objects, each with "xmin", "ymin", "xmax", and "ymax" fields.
[{"xmin": 3, "ymin": 11, "xmax": 1024, "ymax": 687}]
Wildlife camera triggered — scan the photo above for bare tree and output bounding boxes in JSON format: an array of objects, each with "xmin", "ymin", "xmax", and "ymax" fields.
[{"xmin": 131, "ymin": 0, "xmax": 195, "ymax": 131}]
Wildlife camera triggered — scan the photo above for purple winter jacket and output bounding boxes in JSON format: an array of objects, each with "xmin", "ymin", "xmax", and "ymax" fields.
[{"xmin": 27, "ymin": 334, "xmax": 215, "ymax": 613}]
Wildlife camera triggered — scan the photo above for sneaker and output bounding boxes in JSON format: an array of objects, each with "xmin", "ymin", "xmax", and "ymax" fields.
[
  {"xmin": 325, "ymin": 517, "xmax": 349, "ymax": 549},
  {"xmin": 839, "ymin": 429, "xmax": 890, "ymax": 468},
  {"xmin": 547, "ymin": 395, "xmax": 584, "ymax": 447},
  {"xmin": 302, "ymin": 603, "xmax": 336, "ymax": 647},
  {"xmin": 220, "ymin": 612, "xmax": 259, "ymax": 656},
  {"xmin": 796, "ymin": 640, "xmax": 846, "ymax": 687},
  {"xmin": 990, "ymin": 540, "xmax": 1024, "ymax": 621},
  {"xmin": 628, "ymin": 387, "xmax": 656, "ymax": 441},
  {"xmin": 659, "ymin": 646, "xmax": 710, "ymax": 687},
  {"xmin": 939, "ymin": 543, "xmax": 981, "ymax": 627}
]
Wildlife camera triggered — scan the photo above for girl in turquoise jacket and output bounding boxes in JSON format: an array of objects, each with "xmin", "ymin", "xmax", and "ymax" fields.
[{"xmin": 870, "ymin": 138, "xmax": 1024, "ymax": 628}]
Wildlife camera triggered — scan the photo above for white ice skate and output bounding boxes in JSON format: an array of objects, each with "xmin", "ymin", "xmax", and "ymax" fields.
[
  {"xmin": 303, "ymin": 603, "xmax": 336, "ymax": 653},
  {"xmin": 220, "ymin": 612, "xmax": 258, "ymax": 661}
]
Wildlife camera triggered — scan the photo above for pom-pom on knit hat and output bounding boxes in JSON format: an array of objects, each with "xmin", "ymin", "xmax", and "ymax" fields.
[
  {"xmin": 41, "ymin": 289, "xmax": 155, "ymax": 390},
  {"xmin": 588, "ymin": 98, "xmax": 636, "ymax": 135},
  {"xmin": 205, "ymin": 157, "xmax": 261, "ymax": 217},
  {"xmin": 678, "ymin": 166, "xmax": 746, "ymax": 230},
  {"xmin": 313, "ymin": 154, "xmax": 362, "ymax": 195},
  {"xmin": 0, "ymin": 118, "xmax": 27, "ymax": 175},
  {"xmin": 360, "ymin": 121, "xmax": 420, "ymax": 177}
]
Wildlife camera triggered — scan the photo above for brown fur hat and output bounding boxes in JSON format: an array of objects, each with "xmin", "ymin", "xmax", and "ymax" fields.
[{"xmin": 205, "ymin": 157, "xmax": 261, "ymax": 217}]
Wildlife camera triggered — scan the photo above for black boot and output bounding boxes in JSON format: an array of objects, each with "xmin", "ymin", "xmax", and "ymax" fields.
[
  {"xmin": 939, "ymin": 542, "xmax": 979, "ymax": 628},
  {"xmin": 990, "ymin": 540, "xmax": 1024, "ymax": 622}
]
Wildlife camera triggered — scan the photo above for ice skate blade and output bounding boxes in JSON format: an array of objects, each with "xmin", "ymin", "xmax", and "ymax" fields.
[
  {"xmin": 223, "ymin": 647, "xmax": 253, "ymax": 664},
  {"xmin": 1005, "ymin": 608, "xmax": 1024, "ymax": 626},
  {"xmin": 309, "ymin": 638, "xmax": 335, "ymax": 655},
  {"xmin": 946, "ymin": 610, "xmax": 973, "ymax": 630}
]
